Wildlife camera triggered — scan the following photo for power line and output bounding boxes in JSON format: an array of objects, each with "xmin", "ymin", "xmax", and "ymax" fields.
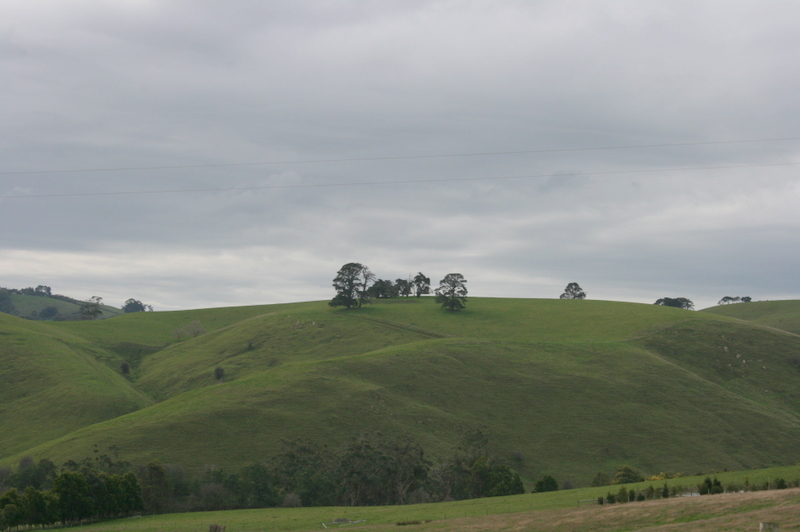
[
  {"xmin": 3, "ymin": 161, "xmax": 797, "ymax": 199},
  {"xmin": 2, "ymin": 136, "xmax": 799, "ymax": 176}
]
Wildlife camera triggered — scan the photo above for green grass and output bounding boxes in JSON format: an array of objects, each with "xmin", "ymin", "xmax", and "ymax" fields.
[
  {"xmin": 0, "ymin": 313, "xmax": 153, "ymax": 456},
  {"xmin": 702, "ymin": 300, "xmax": 800, "ymax": 335},
  {"xmin": 4, "ymin": 297, "xmax": 800, "ymax": 489}
]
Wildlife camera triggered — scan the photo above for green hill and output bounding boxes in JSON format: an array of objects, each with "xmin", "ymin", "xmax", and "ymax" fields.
[
  {"xmin": 702, "ymin": 299, "xmax": 800, "ymax": 335},
  {"xmin": 1, "ymin": 290, "xmax": 122, "ymax": 320},
  {"xmin": 3, "ymin": 297, "xmax": 800, "ymax": 487}
]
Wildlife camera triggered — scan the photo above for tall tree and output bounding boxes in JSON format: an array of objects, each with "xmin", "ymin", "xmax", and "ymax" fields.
[
  {"xmin": 559, "ymin": 282, "xmax": 586, "ymax": 300},
  {"xmin": 329, "ymin": 263, "xmax": 375, "ymax": 309},
  {"xmin": 435, "ymin": 273, "xmax": 468, "ymax": 311},
  {"xmin": 412, "ymin": 273, "xmax": 431, "ymax": 297},
  {"xmin": 79, "ymin": 296, "xmax": 104, "ymax": 320},
  {"xmin": 395, "ymin": 278, "xmax": 412, "ymax": 297}
]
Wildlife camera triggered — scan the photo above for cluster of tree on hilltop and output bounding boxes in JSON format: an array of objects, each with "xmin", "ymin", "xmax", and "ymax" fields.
[{"xmin": 330, "ymin": 263, "xmax": 468, "ymax": 311}]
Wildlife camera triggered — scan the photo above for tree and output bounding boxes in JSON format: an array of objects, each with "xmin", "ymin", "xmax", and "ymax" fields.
[
  {"xmin": 34, "ymin": 285, "xmax": 52, "ymax": 296},
  {"xmin": 53, "ymin": 471, "xmax": 94, "ymax": 524},
  {"xmin": 611, "ymin": 465, "xmax": 643, "ymax": 485},
  {"xmin": 559, "ymin": 282, "xmax": 586, "ymax": 300},
  {"xmin": 654, "ymin": 297, "xmax": 694, "ymax": 310},
  {"xmin": 395, "ymin": 278, "xmax": 412, "ymax": 297},
  {"xmin": 435, "ymin": 273, "xmax": 468, "ymax": 311},
  {"xmin": 122, "ymin": 299, "xmax": 153, "ymax": 313},
  {"xmin": 329, "ymin": 263, "xmax": 375, "ymax": 309},
  {"xmin": 214, "ymin": 367, "xmax": 225, "ymax": 381},
  {"xmin": 533, "ymin": 474, "xmax": 559, "ymax": 493},
  {"xmin": 79, "ymin": 296, "xmax": 104, "ymax": 320},
  {"xmin": 0, "ymin": 289, "xmax": 17, "ymax": 315},
  {"xmin": 718, "ymin": 296, "xmax": 751, "ymax": 305},
  {"xmin": 367, "ymin": 279, "xmax": 397, "ymax": 299},
  {"xmin": 412, "ymin": 273, "xmax": 431, "ymax": 297}
]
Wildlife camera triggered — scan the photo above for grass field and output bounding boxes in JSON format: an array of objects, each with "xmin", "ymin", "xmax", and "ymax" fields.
[{"xmin": 3, "ymin": 298, "xmax": 800, "ymax": 488}]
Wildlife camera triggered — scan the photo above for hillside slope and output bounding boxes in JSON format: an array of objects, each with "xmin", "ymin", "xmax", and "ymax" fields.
[
  {"xmin": 702, "ymin": 300, "xmax": 800, "ymax": 335},
  {"xmin": 3, "ymin": 298, "xmax": 800, "ymax": 486},
  {"xmin": 0, "ymin": 313, "xmax": 153, "ymax": 456}
]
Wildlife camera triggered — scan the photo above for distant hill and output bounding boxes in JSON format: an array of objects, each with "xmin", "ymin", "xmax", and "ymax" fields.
[
  {"xmin": 0, "ymin": 285, "xmax": 122, "ymax": 320},
  {"xmin": 701, "ymin": 300, "xmax": 800, "ymax": 335},
  {"xmin": 3, "ymin": 297, "xmax": 800, "ymax": 488}
]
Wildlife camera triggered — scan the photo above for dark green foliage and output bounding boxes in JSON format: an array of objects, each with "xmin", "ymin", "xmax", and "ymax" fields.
[
  {"xmin": 330, "ymin": 263, "xmax": 375, "ymax": 309},
  {"xmin": 271, "ymin": 439, "xmax": 337, "ymax": 507},
  {"xmin": 486, "ymin": 464, "xmax": 525, "ymax": 497},
  {"xmin": 612, "ymin": 465, "xmax": 644, "ymax": 485},
  {"xmin": 8, "ymin": 458, "xmax": 56, "ymax": 491},
  {"xmin": 214, "ymin": 366, "xmax": 225, "ymax": 380},
  {"xmin": 698, "ymin": 476, "xmax": 724, "ymax": 495},
  {"xmin": 367, "ymin": 279, "xmax": 398, "ymax": 299},
  {"xmin": 775, "ymin": 478, "xmax": 787, "ymax": 489},
  {"xmin": 139, "ymin": 460, "xmax": 171, "ymax": 513},
  {"xmin": 79, "ymin": 296, "xmax": 104, "ymax": 320},
  {"xmin": 435, "ymin": 273, "xmax": 468, "ymax": 311},
  {"xmin": 122, "ymin": 299, "xmax": 152, "ymax": 313},
  {"xmin": 718, "ymin": 296, "xmax": 752, "ymax": 305},
  {"xmin": 412, "ymin": 273, "xmax": 431, "ymax": 297},
  {"xmin": 54, "ymin": 471, "xmax": 94, "ymax": 524},
  {"xmin": 38, "ymin": 306, "xmax": 59, "ymax": 319},
  {"xmin": 654, "ymin": 297, "xmax": 694, "ymax": 310},
  {"xmin": 0, "ymin": 289, "xmax": 16, "ymax": 315},
  {"xmin": 590, "ymin": 472, "xmax": 610, "ymax": 487},
  {"xmin": 560, "ymin": 282, "xmax": 586, "ymax": 300},
  {"xmin": 238, "ymin": 463, "xmax": 280, "ymax": 508},
  {"xmin": 534, "ymin": 474, "xmax": 559, "ymax": 493},
  {"xmin": 394, "ymin": 278, "xmax": 413, "ymax": 297}
]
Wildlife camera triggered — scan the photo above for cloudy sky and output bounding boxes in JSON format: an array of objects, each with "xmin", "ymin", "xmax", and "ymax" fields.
[{"xmin": 1, "ymin": 1, "xmax": 799, "ymax": 311}]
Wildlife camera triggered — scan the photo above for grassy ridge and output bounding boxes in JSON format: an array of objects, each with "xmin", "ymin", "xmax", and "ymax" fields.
[
  {"xmin": 702, "ymin": 300, "xmax": 800, "ymax": 335},
  {"xmin": 3, "ymin": 298, "xmax": 800, "ymax": 488}
]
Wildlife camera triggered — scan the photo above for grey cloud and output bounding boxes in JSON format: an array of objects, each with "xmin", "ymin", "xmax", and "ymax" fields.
[{"xmin": 1, "ymin": 1, "xmax": 798, "ymax": 311}]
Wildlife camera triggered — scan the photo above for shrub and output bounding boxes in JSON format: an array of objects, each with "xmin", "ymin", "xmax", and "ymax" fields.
[
  {"xmin": 281, "ymin": 493, "xmax": 302, "ymax": 507},
  {"xmin": 612, "ymin": 466, "xmax": 643, "ymax": 485},
  {"xmin": 533, "ymin": 474, "xmax": 558, "ymax": 493}
]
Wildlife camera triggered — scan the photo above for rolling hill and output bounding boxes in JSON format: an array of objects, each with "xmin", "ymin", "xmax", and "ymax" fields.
[{"xmin": 2, "ymin": 298, "xmax": 800, "ymax": 487}]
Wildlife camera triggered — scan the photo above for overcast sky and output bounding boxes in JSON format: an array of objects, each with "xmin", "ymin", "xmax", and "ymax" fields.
[{"xmin": 1, "ymin": 1, "xmax": 799, "ymax": 311}]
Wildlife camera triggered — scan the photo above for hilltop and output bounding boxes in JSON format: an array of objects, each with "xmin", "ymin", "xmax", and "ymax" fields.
[
  {"xmin": 3, "ymin": 297, "xmax": 800, "ymax": 487},
  {"xmin": 0, "ymin": 285, "xmax": 123, "ymax": 320}
]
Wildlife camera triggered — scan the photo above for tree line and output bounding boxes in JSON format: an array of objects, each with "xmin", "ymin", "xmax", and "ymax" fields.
[
  {"xmin": 0, "ymin": 432, "xmax": 525, "ymax": 525},
  {"xmin": 0, "ymin": 456, "xmax": 142, "ymax": 530}
]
